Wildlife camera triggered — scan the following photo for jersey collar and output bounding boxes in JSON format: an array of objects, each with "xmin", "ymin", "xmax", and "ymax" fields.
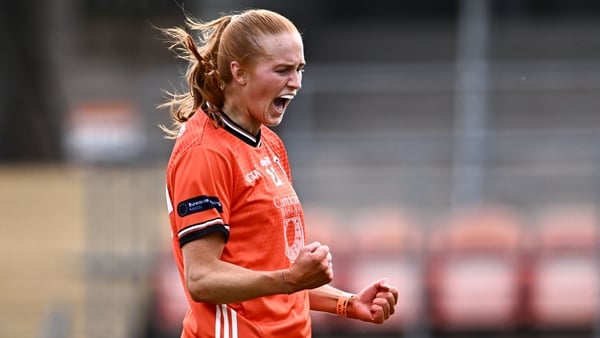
[{"xmin": 219, "ymin": 112, "xmax": 262, "ymax": 148}]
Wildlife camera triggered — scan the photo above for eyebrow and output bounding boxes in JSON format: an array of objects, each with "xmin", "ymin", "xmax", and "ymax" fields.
[{"xmin": 276, "ymin": 61, "xmax": 306, "ymax": 68}]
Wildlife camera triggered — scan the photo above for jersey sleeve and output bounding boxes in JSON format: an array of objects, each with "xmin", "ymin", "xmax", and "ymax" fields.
[{"xmin": 168, "ymin": 145, "xmax": 233, "ymax": 247}]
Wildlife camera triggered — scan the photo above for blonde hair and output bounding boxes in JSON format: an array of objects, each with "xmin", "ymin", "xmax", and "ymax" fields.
[{"xmin": 160, "ymin": 9, "xmax": 299, "ymax": 137}]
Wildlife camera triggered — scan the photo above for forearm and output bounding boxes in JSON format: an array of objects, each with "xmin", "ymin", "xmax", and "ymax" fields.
[
  {"xmin": 187, "ymin": 260, "xmax": 287, "ymax": 304},
  {"xmin": 183, "ymin": 235, "xmax": 333, "ymax": 304},
  {"xmin": 308, "ymin": 284, "xmax": 354, "ymax": 316}
]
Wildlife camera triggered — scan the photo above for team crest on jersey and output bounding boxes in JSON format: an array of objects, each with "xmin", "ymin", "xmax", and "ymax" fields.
[
  {"xmin": 284, "ymin": 216, "xmax": 304, "ymax": 262},
  {"xmin": 274, "ymin": 193, "xmax": 304, "ymax": 262}
]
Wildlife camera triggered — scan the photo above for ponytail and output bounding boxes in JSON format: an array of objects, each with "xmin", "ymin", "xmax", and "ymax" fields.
[{"xmin": 159, "ymin": 15, "xmax": 233, "ymax": 137}]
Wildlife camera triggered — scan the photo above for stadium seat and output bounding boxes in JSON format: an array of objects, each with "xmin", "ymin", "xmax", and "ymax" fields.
[
  {"xmin": 340, "ymin": 207, "xmax": 425, "ymax": 335},
  {"xmin": 526, "ymin": 205, "xmax": 600, "ymax": 331},
  {"xmin": 427, "ymin": 206, "xmax": 526, "ymax": 332}
]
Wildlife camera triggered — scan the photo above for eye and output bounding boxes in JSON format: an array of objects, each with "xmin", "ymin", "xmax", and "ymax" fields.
[
  {"xmin": 276, "ymin": 65, "xmax": 305, "ymax": 75},
  {"xmin": 275, "ymin": 67, "xmax": 291, "ymax": 74}
]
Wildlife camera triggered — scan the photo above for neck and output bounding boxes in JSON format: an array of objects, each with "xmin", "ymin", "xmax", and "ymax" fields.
[{"xmin": 222, "ymin": 104, "xmax": 260, "ymax": 137}]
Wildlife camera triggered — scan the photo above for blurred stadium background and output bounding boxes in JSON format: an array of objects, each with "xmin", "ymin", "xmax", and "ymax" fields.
[{"xmin": 2, "ymin": 0, "xmax": 600, "ymax": 337}]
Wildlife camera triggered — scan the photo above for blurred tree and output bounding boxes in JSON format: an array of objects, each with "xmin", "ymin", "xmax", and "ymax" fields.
[{"xmin": 0, "ymin": 0, "xmax": 64, "ymax": 162}]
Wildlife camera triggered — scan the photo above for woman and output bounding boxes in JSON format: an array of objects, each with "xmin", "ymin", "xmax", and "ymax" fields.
[{"xmin": 162, "ymin": 9, "xmax": 398, "ymax": 337}]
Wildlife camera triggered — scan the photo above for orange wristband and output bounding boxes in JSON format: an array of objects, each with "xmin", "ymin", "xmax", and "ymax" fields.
[{"xmin": 335, "ymin": 293, "xmax": 354, "ymax": 317}]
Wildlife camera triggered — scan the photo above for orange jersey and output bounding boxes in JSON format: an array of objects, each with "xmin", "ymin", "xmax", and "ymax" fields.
[{"xmin": 165, "ymin": 110, "xmax": 311, "ymax": 338}]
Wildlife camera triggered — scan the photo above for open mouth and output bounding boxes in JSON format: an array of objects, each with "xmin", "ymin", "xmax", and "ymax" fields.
[{"xmin": 273, "ymin": 94, "xmax": 295, "ymax": 112}]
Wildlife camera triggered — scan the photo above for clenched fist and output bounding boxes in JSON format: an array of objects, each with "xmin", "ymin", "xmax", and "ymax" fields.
[
  {"xmin": 283, "ymin": 242, "xmax": 333, "ymax": 293},
  {"xmin": 348, "ymin": 278, "xmax": 399, "ymax": 324}
]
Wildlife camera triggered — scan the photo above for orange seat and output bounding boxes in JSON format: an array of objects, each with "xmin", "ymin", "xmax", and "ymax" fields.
[
  {"xmin": 527, "ymin": 205, "xmax": 600, "ymax": 330},
  {"xmin": 427, "ymin": 206, "xmax": 525, "ymax": 332},
  {"xmin": 342, "ymin": 207, "xmax": 425, "ymax": 333}
]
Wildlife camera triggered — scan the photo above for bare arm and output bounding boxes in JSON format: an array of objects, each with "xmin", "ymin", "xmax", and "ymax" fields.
[
  {"xmin": 182, "ymin": 233, "xmax": 333, "ymax": 304},
  {"xmin": 308, "ymin": 284, "xmax": 347, "ymax": 312}
]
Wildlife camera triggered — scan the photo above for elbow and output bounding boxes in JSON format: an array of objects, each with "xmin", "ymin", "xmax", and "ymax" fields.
[
  {"xmin": 187, "ymin": 283, "xmax": 213, "ymax": 303},
  {"xmin": 189, "ymin": 292, "xmax": 210, "ymax": 304},
  {"xmin": 186, "ymin": 275, "xmax": 218, "ymax": 304},
  {"xmin": 187, "ymin": 284, "xmax": 204, "ymax": 303}
]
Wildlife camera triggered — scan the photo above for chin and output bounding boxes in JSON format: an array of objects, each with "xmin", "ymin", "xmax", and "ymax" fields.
[
  {"xmin": 265, "ymin": 120, "xmax": 283, "ymax": 128},
  {"xmin": 265, "ymin": 115, "xmax": 284, "ymax": 127}
]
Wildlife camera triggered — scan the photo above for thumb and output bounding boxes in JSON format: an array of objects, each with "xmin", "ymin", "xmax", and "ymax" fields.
[
  {"xmin": 302, "ymin": 241, "xmax": 322, "ymax": 253},
  {"xmin": 377, "ymin": 278, "xmax": 391, "ymax": 290}
]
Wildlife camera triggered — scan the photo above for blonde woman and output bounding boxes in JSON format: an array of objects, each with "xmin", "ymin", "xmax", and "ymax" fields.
[{"xmin": 162, "ymin": 9, "xmax": 398, "ymax": 337}]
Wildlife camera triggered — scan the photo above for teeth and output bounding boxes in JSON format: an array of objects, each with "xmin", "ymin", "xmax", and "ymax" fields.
[{"xmin": 279, "ymin": 94, "xmax": 295, "ymax": 100}]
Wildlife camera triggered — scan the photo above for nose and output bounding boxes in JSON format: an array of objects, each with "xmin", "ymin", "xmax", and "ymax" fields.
[{"xmin": 288, "ymin": 70, "xmax": 302, "ymax": 90}]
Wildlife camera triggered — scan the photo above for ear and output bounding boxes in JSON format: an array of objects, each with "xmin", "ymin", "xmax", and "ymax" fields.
[{"xmin": 230, "ymin": 61, "xmax": 247, "ymax": 86}]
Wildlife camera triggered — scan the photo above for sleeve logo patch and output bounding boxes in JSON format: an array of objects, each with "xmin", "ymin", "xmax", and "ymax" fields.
[{"xmin": 177, "ymin": 195, "xmax": 223, "ymax": 217}]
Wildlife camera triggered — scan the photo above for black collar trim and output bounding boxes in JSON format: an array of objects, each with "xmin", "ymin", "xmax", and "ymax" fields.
[{"xmin": 219, "ymin": 112, "xmax": 262, "ymax": 148}]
